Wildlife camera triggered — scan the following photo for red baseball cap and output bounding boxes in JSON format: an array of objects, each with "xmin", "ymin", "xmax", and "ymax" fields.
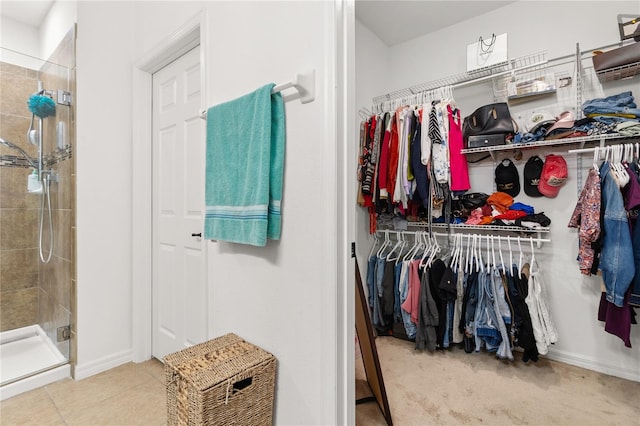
[{"xmin": 538, "ymin": 154, "xmax": 568, "ymax": 198}]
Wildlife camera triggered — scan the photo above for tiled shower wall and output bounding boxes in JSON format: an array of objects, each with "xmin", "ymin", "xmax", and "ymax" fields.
[
  {"xmin": 0, "ymin": 64, "xmax": 42, "ymax": 332},
  {"xmin": 0, "ymin": 26, "xmax": 76, "ymax": 365}
]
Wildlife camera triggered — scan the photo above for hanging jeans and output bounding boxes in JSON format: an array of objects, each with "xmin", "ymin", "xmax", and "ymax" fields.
[
  {"xmin": 474, "ymin": 269, "xmax": 501, "ymax": 352},
  {"xmin": 394, "ymin": 263, "xmax": 403, "ymax": 322},
  {"xmin": 373, "ymin": 257, "xmax": 386, "ymax": 327},
  {"xmin": 366, "ymin": 256, "xmax": 376, "ymax": 308}
]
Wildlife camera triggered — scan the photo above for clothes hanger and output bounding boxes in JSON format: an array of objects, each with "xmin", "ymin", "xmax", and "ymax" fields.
[
  {"xmin": 457, "ymin": 234, "xmax": 465, "ymax": 272},
  {"xmin": 427, "ymin": 234, "xmax": 440, "ymax": 267},
  {"xmin": 529, "ymin": 236, "xmax": 537, "ymax": 271},
  {"xmin": 376, "ymin": 230, "xmax": 391, "ymax": 258},
  {"xmin": 616, "ymin": 144, "xmax": 630, "ymax": 187},
  {"xmin": 593, "ymin": 146, "xmax": 600, "ymax": 174},
  {"xmin": 491, "ymin": 235, "xmax": 497, "ymax": 272},
  {"xmin": 465, "ymin": 233, "xmax": 472, "ymax": 274},
  {"xmin": 444, "ymin": 234, "xmax": 456, "ymax": 266},
  {"xmin": 450, "ymin": 234, "xmax": 459, "ymax": 270},
  {"xmin": 476, "ymin": 234, "xmax": 484, "ymax": 273},
  {"xmin": 623, "ymin": 144, "xmax": 630, "ymax": 163},
  {"xmin": 498, "ymin": 236, "xmax": 505, "ymax": 269},
  {"xmin": 485, "ymin": 234, "xmax": 489, "ymax": 270},
  {"xmin": 453, "ymin": 234, "xmax": 462, "ymax": 271},
  {"xmin": 471, "ymin": 234, "xmax": 477, "ymax": 272},
  {"xmin": 368, "ymin": 234, "xmax": 380, "ymax": 259},
  {"xmin": 403, "ymin": 231, "xmax": 421, "ymax": 262},
  {"xmin": 386, "ymin": 231, "xmax": 403, "ymax": 261},
  {"xmin": 418, "ymin": 232, "xmax": 430, "ymax": 267},
  {"xmin": 517, "ymin": 236, "xmax": 524, "ymax": 273},
  {"xmin": 507, "ymin": 235, "xmax": 513, "ymax": 269},
  {"xmin": 395, "ymin": 234, "xmax": 408, "ymax": 265}
]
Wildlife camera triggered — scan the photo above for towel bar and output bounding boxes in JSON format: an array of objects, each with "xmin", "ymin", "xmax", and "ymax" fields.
[{"xmin": 200, "ymin": 70, "xmax": 315, "ymax": 119}]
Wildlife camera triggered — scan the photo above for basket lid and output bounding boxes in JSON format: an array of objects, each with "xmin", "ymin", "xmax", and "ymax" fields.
[{"xmin": 164, "ymin": 333, "xmax": 274, "ymax": 390}]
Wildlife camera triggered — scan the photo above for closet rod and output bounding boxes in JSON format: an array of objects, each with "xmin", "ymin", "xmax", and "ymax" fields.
[
  {"xmin": 568, "ymin": 142, "xmax": 638, "ymax": 154},
  {"xmin": 432, "ymin": 232, "xmax": 550, "ymax": 244},
  {"xmin": 200, "ymin": 69, "xmax": 316, "ymax": 119},
  {"xmin": 375, "ymin": 230, "xmax": 550, "ymax": 244}
]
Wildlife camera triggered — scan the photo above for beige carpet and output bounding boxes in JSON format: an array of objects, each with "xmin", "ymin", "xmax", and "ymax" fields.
[{"xmin": 356, "ymin": 336, "xmax": 640, "ymax": 425}]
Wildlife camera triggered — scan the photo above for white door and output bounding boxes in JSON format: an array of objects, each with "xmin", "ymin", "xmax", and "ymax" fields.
[{"xmin": 152, "ymin": 45, "xmax": 207, "ymax": 360}]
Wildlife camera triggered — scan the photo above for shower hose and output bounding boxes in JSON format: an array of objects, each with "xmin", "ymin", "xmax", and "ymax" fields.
[{"xmin": 39, "ymin": 174, "xmax": 54, "ymax": 264}]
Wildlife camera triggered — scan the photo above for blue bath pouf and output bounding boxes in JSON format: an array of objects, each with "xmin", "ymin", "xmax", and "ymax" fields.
[{"xmin": 28, "ymin": 94, "xmax": 56, "ymax": 118}]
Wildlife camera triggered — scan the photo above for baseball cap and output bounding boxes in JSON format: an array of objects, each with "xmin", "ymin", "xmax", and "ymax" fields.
[
  {"xmin": 545, "ymin": 111, "xmax": 575, "ymax": 135},
  {"xmin": 495, "ymin": 159, "xmax": 520, "ymax": 197},
  {"xmin": 523, "ymin": 155, "xmax": 544, "ymax": 197},
  {"xmin": 538, "ymin": 154, "xmax": 568, "ymax": 198},
  {"xmin": 525, "ymin": 111, "xmax": 555, "ymax": 133}
]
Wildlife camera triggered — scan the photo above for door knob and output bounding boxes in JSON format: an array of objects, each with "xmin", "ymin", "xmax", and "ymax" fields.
[{"xmin": 191, "ymin": 232, "xmax": 202, "ymax": 237}]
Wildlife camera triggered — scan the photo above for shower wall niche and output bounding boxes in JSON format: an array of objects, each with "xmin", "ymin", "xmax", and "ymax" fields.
[{"xmin": 0, "ymin": 26, "xmax": 76, "ymax": 369}]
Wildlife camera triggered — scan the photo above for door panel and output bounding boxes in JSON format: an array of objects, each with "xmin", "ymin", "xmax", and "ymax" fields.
[{"xmin": 152, "ymin": 45, "xmax": 206, "ymax": 360}]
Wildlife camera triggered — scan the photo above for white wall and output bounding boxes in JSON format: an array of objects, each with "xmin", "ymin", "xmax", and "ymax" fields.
[
  {"xmin": 355, "ymin": 1, "xmax": 640, "ymax": 381},
  {"xmin": 40, "ymin": 0, "xmax": 77, "ymax": 61},
  {"xmin": 355, "ymin": 18, "xmax": 389, "ymax": 278},
  {"xmin": 77, "ymin": 1, "xmax": 343, "ymax": 424},
  {"xmin": 0, "ymin": 16, "xmax": 41, "ymax": 69},
  {"xmin": 75, "ymin": 1, "xmax": 135, "ymax": 375},
  {"xmin": 0, "ymin": 0, "xmax": 77, "ymax": 68}
]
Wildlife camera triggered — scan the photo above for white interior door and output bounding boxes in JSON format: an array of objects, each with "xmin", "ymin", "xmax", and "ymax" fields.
[{"xmin": 152, "ymin": 45, "xmax": 207, "ymax": 360}]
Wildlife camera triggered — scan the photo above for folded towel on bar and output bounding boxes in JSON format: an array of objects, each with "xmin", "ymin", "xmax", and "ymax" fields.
[{"xmin": 203, "ymin": 83, "xmax": 285, "ymax": 246}]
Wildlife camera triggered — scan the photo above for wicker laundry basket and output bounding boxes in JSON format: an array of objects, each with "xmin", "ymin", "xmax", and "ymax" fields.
[{"xmin": 164, "ymin": 333, "xmax": 277, "ymax": 426}]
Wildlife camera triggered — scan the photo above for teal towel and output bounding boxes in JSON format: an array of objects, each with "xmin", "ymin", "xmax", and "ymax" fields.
[{"xmin": 204, "ymin": 84, "xmax": 285, "ymax": 246}]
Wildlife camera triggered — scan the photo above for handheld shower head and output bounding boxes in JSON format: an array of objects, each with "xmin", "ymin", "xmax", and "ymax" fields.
[{"xmin": 0, "ymin": 138, "xmax": 39, "ymax": 169}]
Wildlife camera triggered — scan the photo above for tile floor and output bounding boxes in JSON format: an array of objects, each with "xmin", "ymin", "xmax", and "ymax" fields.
[{"xmin": 0, "ymin": 360, "xmax": 167, "ymax": 425}]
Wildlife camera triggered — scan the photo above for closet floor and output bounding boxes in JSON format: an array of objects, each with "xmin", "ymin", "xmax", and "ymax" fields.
[{"xmin": 356, "ymin": 336, "xmax": 640, "ymax": 425}]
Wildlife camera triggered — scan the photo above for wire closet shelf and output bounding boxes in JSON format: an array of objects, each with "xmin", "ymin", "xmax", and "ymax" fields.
[{"xmin": 371, "ymin": 51, "xmax": 548, "ymax": 109}]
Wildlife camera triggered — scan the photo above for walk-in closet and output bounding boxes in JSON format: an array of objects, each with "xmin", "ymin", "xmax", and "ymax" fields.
[{"xmin": 353, "ymin": 2, "xmax": 640, "ymax": 424}]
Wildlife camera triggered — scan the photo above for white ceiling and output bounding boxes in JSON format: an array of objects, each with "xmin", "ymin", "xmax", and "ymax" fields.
[
  {"xmin": 355, "ymin": 0, "xmax": 516, "ymax": 46},
  {"xmin": 0, "ymin": 0, "xmax": 55, "ymax": 27},
  {"xmin": 0, "ymin": 0, "xmax": 513, "ymax": 41}
]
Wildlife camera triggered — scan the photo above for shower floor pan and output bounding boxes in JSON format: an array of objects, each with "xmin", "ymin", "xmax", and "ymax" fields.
[{"xmin": 0, "ymin": 324, "xmax": 69, "ymax": 400}]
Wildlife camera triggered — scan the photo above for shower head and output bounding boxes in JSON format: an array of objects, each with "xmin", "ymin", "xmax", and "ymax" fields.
[{"xmin": 0, "ymin": 138, "xmax": 38, "ymax": 169}]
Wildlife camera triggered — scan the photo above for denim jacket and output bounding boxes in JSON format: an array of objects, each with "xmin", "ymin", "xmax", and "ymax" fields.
[{"xmin": 599, "ymin": 162, "xmax": 635, "ymax": 307}]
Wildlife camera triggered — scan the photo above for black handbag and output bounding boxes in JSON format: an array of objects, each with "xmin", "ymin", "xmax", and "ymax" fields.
[
  {"xmin": 462, "ymin": 103, "xmax": 516, "ymax": 145},
  {"xmin": 451, "ymin": 192, "xmax": 489, "ymax": 217}
]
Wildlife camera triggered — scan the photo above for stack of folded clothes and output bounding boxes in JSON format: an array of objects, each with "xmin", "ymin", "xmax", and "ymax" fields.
[
  {"xmin": 463, "ymin": 191, "xmax": 551, "ymax": 228},
  {"xmin": 513, "ymin": 91, "xmax": 640, "ymax": 143},
  {"xmin": 581, "ymin": 90, "xmax": 640, "ymax": 137}
]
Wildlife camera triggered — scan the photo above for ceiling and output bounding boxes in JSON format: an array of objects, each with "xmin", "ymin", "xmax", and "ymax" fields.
[
  {"xmin": 1, "ymin": 0, "xmax": 514, "ymax": 41},
  {"xmin": 0, "ymin": 0, "xmax": 55, "ymax": 27},
  {"xmin": 355, "ymin": 0, "xmax": 516, "ymax": 46}
]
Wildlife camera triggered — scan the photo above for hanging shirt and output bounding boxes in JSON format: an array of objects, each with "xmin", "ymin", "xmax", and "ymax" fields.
[
  {"xmin": 430, "ymin": 102, "xmax": 449, "ymax": 184},
  {"xmin": 568, "ymin": 168, "xmax": 601, "ymax": 275},
  {"xmin": 420, "ymin": 104, "xmax": 431, "ymax": 166},
  {"xmin": 361, "ymin": 117, "xmax": 375, "ymax": 195},
  {"xmin": 387, "ymin": 110, "xmax": 402, "ymax": 201},
  {"xmin": 378, "ymin": 113, "xmax": 392, "ymax": 199},
  {"xmin": 448, "ymin": 105, "xmax": 471, "ymax": 192}
]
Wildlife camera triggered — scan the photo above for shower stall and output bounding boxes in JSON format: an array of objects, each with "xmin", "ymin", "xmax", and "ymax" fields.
[{"xmin": 0, "ymin": 26, "xmax": 76, "ymax": 400}]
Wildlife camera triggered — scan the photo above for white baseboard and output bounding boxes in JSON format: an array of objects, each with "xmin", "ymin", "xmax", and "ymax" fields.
[
  {"xmin": 73, "ymin": 349, "xmax": 133, "ymax": 381},
  {"xmin": 547, "ymin": 347, "xmax": 640, "ymax": 382}
]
